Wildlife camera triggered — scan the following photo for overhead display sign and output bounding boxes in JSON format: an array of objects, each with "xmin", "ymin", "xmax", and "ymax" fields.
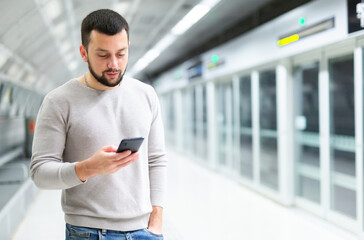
[
  {"xmin": 207, "ymin": 54, "xmax": 225, "ymax": 70},
  {"xmin": 348, "ymin": 0, "xmax": 363, "ymax": 33},
  {"xmin": 278, "ymin": 17, "xmax": 335, "ymax": 47},
  {"xmin": 187, "ymin": 60, "xmax": 203, "ymax": 80}
]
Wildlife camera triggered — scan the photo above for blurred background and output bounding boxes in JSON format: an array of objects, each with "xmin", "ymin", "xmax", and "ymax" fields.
[{"xmin": 1, "ymin": 0, "xmax": 364, "ymax": 239}]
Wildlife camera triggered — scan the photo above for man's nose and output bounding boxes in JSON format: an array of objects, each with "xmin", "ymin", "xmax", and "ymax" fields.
[{"xmin": 107, "ymin": 56, "xmax": 118, "ymax": 69}]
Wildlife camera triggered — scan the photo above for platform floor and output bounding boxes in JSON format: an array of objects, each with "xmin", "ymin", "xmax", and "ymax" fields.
[{"xmin": 12, "ymin": 149, "xmax": 358, "ymax": 240}]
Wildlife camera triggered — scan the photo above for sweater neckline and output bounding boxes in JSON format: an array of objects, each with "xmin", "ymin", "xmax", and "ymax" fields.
[{"xmin": 73, "ymin": 78, "xmax": 125, "ymax": 95}]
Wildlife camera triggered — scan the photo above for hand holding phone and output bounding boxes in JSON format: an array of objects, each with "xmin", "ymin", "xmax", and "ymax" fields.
[
  {"xmin": 117, "ymin": 137, "xmax": 144, "ymax": 153},
  {"xmin": 76, "ymin": 143, "xmax": 141, "ymax": 181}
]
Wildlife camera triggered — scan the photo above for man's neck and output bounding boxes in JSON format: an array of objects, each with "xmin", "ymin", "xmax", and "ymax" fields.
[{"xmin": 81, "ymin": 72, "xmax": 120, "ymax": 91}]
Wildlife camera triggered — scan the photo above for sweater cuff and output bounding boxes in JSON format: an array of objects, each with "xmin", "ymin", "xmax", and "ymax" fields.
[
  {"xmin": 60, "ymin": 162, "xmax": 86, "ymax": 188},
  {"xmin": 150, "ymin": 190, "xmax": 165, "ymax": 207}
]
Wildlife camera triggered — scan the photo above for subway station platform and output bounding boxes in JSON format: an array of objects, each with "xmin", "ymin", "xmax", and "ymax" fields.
[{"xmin": 12, "ymin": 149, "xmax": 357, "ymax": 240}]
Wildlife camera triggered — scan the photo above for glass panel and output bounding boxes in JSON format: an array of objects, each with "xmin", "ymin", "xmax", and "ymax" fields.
[
  {"xmin": 259, "ymin": 70, "xmax": 278, "ymax": 190},
  {"xmin": 329, "ymin": 54, "xmax": 356, "ymax": 219},
  {"xmin": 300, "ymin": 146, "xmax": 320, "ymax": 167},
  {"xmin": 195, "ymin": 85, "xmax": 208, "ymax": 159},
  {"xmin": 333, "ymin": 150, "xmax": 355, "ymax": 176},
  {"xmin": 240, "ymin": 76, "xmax": 252, "ymax": 128},
  {"xmin": 301, "ymin": 64, "xmax": 319, "ymax": 132},
  {"xmin": 298, "ymin": 176, "xmax": 321, "ymax": 203},
  {"xmin": 0, "ymin": 83, "xmax": 3, "ymax": 105},
  {"xmin": 332, "ymin": 185, "xmax": 356, "ymax": 218},
  {"xmin": 182, "ymin": 89, "xmax": 193, "ymax": 153},
  {"xmin": 217, "ymin": 81, "xmax": 233, "ymax": 167},
  {"xmin": 166, "ymin": 93, "xmax": 175, "ymax": 145},
  {"xmin": 202, "ymin": 86, "xmax": 208, "ymax": 160},
  {"xmin": 239, "ymin": 75, "xmax": 253, "ymax": 179},
  {"xmin": 294, "ymin": 62, "xmax": 321, "ymax": 204},
  {"xmin": 240, "ymin": 135, "xmax": 253, "ymax": 178},
  {"xmin": 192, "ymin": 87, "xmax": 198, "ymax": 155}
]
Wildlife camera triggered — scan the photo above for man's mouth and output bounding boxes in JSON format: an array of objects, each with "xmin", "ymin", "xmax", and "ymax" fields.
[{"xmin": 106, "ymin": 72, "xmax": 119, "ymax": 78}]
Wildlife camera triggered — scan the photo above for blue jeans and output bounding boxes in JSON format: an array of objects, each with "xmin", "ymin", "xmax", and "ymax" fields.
[{"xmin": 65, "ymin": 223, "xmax": 164, "ymax": 240}]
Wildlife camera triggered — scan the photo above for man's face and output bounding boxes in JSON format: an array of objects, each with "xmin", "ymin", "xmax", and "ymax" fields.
[{"xmin": 85, "ymin": 29, "xmax": 129, "ymax": 87}]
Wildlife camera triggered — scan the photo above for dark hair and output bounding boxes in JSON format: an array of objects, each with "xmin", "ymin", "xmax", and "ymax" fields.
[{"xmin": 81, "ymin": 9, "xmax": 129, "ymax": 49}]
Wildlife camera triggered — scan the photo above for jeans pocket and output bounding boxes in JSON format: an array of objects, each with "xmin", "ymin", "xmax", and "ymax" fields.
[
  {"xmin": 66, "ymin": 224, "xmax": 91, "ymax": 240},
  {"xmin": 144, "ymin": 228, "xmax": 164, "ymax": 238}
]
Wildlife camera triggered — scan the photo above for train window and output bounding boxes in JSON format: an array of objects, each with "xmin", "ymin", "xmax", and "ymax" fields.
[{"xmin": 328, "ymin": 54, "xmax": 356, "ymax": 219}]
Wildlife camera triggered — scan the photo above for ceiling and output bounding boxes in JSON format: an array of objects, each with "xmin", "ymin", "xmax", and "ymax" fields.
[{"xmin": 0, "ymin": 0, "xmax": 304, "ymax": 93}]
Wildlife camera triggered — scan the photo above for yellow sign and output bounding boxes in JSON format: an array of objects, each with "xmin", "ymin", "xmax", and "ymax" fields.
[{"xmin": 278, "ymin": 34, "xmax": 299, "ymax": 46}]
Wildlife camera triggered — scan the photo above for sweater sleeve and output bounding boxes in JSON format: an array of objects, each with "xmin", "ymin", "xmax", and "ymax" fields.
[
  {"xmin": 148, "ymin": 89, "xmax": 168, "ymax": 207},
  {"xmin": 30, "ymin": 96, "xmax": 84, "ymax": 189}
]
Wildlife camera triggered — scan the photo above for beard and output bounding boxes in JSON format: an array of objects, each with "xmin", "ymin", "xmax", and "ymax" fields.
[{"xmin": 87, "ymin": 57, "xmax": 127, "ymax": 87}]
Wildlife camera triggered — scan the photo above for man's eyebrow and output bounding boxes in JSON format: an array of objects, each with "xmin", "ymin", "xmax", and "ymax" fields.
[
  {"xmin": 95, "ymin": 48, "xmax": 127, "ymax": 52},
  {"xmin": 95, "ymin": 48, "xmax": 108, "ymax": 52}
]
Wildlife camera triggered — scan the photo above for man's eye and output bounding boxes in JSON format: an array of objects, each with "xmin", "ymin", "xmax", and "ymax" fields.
[
  {"xmin": 118, "ymin": 54, "xmax": 125, "ymax": 57},
  {"xmin": 99, "ymin": 55, "xmax": 107, "ymax": 58}
]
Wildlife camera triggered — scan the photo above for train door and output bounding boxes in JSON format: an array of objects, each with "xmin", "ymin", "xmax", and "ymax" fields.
[
  {"xmin": 293, "ymin": 44, "xmax": 360, "ymax": 232},
  {"xmin": 326, "ymin": 46, "xmax": 358, "ymax": 231},
  {"xmin": 292, "ymin": 53, "xmax": 323, "ymax": 215}
]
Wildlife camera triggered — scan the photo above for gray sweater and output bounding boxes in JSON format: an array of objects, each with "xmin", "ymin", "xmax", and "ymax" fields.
[{"xmin": 30, "ymin": 77, "xmax": 167, "ymax": 231}]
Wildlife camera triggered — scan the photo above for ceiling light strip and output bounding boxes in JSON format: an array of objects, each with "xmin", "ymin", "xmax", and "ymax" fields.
[{"xmin": 129, "ymin": 0, "xmax": 221, "ymax": 76}]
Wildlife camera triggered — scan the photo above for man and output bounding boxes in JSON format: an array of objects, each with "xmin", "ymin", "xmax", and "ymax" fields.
[{"xmin": 30, "ymin": 9, "xmax": 167, "ymax": 240}]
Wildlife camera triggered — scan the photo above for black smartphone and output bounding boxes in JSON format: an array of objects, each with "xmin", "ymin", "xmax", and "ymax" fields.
[{"xmin": 116, "ymin": 137, "xmax": 144, "ymax": 153}]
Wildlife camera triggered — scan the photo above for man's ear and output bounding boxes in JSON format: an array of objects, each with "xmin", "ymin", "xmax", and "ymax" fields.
[{"xmin": 79, "ymin": 45, "xmax": 88, "ymax": 62}]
